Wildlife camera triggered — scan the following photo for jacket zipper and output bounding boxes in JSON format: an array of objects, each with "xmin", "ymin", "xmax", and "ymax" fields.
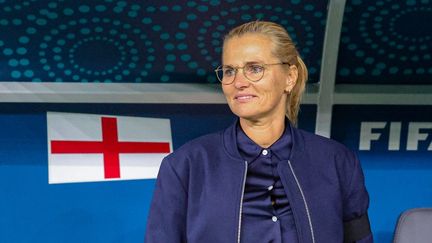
[
  {"xmin": 237, "ymin": 160, "xmax": 248, "ymax": 243},
  {"xmin": 288, "ymin": 160, "xmax": 315, "ymax": 243}
]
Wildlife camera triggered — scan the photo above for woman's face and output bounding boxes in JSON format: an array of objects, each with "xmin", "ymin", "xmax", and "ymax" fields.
[{"xmin": 221, "ymin": 34, "xmax": 296, "ymax": 122}]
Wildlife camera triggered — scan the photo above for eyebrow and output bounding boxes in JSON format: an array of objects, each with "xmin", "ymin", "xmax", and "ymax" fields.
[
  {"xmin": 244, "ymin": 61, "xmax": 262, "ymax": 65},
  {"xmin": 222, "ymin": 61, "xmax": 264, "ymax": 67}
]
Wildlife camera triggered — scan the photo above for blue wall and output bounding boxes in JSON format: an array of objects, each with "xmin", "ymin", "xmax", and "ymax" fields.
[
  {"xmin": 332, "ymin": 105, "xmax": 432, "ymax": 242},
  {"xmin": 0, "ymin": 103, "xmax": 316, "ymax": 242}
]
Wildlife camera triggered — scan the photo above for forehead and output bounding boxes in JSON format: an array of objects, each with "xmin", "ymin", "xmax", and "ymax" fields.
[{"xmin": 222, "ymin": 34, "xmax": 276, "ymax": 65}]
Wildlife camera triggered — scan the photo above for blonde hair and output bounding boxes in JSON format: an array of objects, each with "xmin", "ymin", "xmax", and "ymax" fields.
[{"xmin": 223, "ymin": 21, "xmax": 308, "ymax": 126}]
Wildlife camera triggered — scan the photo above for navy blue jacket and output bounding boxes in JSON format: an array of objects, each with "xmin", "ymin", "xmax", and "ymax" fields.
[{"xmin": 145, "ymin": 121, "xmax": 372, "ymax": 243}]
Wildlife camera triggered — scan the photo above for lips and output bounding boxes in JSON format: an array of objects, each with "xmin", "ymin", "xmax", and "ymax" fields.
[{"xmin": 234, "ymin": 94, "xmax": 257, "ymax": 102}]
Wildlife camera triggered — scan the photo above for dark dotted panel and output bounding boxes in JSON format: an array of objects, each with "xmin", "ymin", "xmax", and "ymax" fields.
[
  {"xmin": 337, "ymin": 0, "xmax": 432, "ymax": 84},
  {"xmin": 0, "ymin": 0, "xmax": 326, "ymax": 83}
]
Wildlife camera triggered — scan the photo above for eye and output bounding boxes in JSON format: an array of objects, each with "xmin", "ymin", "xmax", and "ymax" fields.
[
  {"xmin": 223, "ymin": 67, "xmax": 236, "ymax": 77},
  {"xmin": 246, "ymin": 64, "xmax": 264, "ymax": 74}
]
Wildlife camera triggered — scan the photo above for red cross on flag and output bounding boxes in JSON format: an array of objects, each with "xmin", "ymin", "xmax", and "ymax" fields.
[{"xmin": 47, "ymin": 112, "xmax": 172, "ymax": 184}]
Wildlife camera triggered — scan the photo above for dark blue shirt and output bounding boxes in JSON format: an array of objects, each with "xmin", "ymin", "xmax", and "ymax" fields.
[{"xmin": 237, "ymin": 122, "xmax": 298, "ymax": 243}]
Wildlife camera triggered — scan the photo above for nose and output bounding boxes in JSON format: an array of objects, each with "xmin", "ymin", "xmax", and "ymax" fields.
[{"xmin": 233, "ymin": 70, "xmax": 250, "ymax": 89}]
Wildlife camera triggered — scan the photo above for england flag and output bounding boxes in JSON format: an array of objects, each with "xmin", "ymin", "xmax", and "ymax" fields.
[{"xmin": 47, "ymin": 112, "xmax": 172, "ymax": 184}]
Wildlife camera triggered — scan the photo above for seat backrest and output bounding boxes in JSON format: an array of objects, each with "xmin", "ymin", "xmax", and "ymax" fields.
[{"xmin": 393, "ymin": 208, "xmax": 432, "ymax": 243}]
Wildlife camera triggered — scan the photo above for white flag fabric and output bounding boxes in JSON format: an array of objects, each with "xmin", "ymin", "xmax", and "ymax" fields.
[{"xmin": 47, "ymin": 112, "xmax": 172, "ymax": 184}]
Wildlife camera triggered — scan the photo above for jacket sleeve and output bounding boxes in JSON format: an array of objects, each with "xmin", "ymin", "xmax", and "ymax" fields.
[
  {"xmin": 342, "ymin": 150, "xmax": 373, "ymax": 243},
  {"xmin": 145, "ymin": 156, "xmax": 187, "ymax": 243}
]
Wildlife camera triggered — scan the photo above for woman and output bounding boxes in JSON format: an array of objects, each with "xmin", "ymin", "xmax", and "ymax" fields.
[{"xmin": 145, "ymin": 21, "xmax": 372, "ymax": 243}]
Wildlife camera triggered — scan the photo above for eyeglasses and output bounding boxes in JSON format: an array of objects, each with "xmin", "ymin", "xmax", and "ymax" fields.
[{"xmin": 214, "ymin": 62, "xmax": 290, "ymax": 85}]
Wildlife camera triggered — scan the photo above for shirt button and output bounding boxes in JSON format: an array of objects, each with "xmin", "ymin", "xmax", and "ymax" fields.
[
  {"xmin": 267, "ymin": 185, "xmax": 273, "ymax": 191},
  {"xmin": 272, "ymin": 216, "xmax": 278, "ymax": 222},
  {"xmin": 262, "ymin": 149, "xmax": 268, "ymax": 156}
]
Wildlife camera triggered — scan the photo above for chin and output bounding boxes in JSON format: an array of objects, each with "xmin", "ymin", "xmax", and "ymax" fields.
[{"xmin": 231, "ymin": 109, "xmax": 260, "ymax": 121}]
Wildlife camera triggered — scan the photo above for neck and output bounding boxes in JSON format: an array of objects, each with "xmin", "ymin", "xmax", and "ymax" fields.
[{"xmin": 239, "ymin": 115, "xmax": 286, "ymax": 148}]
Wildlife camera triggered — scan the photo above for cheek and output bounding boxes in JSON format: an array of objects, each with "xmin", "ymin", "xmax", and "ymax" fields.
[
  {"xmin": 261, "ymin": 83, "xmax": 286, "ymax": 104},
  {"xmin": 221, "ymin": 85, "xmax": 228, "ymax": 95},
  {"xmin": 268, "ymin": 75, "xmax": 287, "ymax": 95},
  {"xmin": 221, "ymin": 85, "xmax": 233, "ymax": 98}
]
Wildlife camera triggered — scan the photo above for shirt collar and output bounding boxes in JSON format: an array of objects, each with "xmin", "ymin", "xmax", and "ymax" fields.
[{"xmin": 236, "ymin": 119, "xmax": 292, "ymax": 162}]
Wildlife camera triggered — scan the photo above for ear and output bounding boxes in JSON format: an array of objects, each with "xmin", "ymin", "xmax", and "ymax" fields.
[{"xmin": 285, "ymin": 65, "xmax": 298, "ymax": 93}]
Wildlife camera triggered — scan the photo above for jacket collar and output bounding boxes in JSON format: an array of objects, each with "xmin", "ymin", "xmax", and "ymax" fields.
[{"xmin": 223, "ymin": 118, "xmax": 305, "ymax": 162}]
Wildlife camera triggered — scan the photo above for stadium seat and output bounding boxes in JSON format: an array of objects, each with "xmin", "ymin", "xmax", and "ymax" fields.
[{"xmin": 393, "ymin": 208, "xmax": 432, "ymax": 243}]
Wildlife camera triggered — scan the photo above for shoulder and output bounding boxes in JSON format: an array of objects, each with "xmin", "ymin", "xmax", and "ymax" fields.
[
  {"xmin": 296, "ymin": 128, "xmax": 353, "ymax": 154},
  {"xmin": 173, "ymin": 130, "xmax": 223, "ymax": 156},
  {"xmin": 163, "ymin": 129, "xmax": 224, "ymax": 166},
  {"xmin": 293, "ymin": 127, "xmax": 359, "ymax": 167},
  {"xmin": 160, "ymin": 129, "xmax": 226, "ymax": 184}
]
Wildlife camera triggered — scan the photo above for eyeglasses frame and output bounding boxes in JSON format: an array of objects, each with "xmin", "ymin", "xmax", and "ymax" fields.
[{"xmin": 214, "ymin": 62, "xmax": 291, "ymax": 85}]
